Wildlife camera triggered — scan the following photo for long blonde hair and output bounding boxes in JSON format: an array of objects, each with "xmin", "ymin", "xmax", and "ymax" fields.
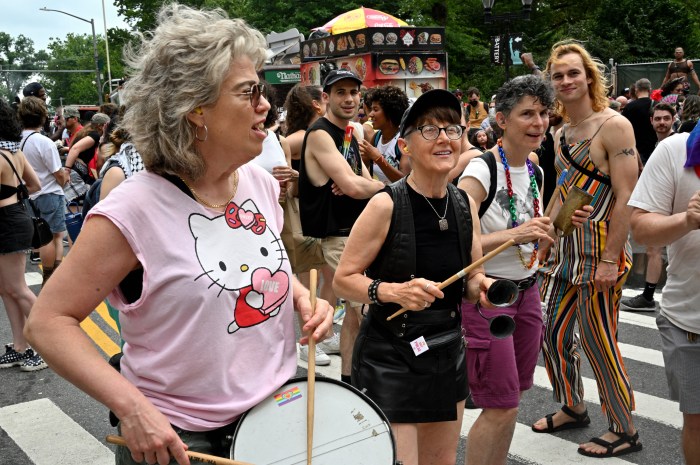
[{"xmin": 545, "ymin": 41, "xmax": 609, "ymax": 121}]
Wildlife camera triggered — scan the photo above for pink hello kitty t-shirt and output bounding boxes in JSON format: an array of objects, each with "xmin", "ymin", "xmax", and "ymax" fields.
[{"xmin": 88, "ymin": 163, "xmax": 297, "ymax": 431}]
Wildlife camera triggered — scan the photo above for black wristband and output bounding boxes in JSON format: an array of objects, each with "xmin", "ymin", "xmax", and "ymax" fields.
[{"xmin": 368, "ymin": 278, "xmax": 383, "ymax": 305}]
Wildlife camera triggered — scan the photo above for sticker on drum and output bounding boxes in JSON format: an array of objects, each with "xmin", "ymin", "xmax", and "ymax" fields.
[{"xmin": 231, "ymin": 377, "xmax": 396, "ymax": 464}]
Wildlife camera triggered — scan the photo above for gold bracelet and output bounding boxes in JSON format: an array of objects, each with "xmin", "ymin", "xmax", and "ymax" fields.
[{"xmin": 600, "ymin": 259, "xmax": 617, "ymax": 265}]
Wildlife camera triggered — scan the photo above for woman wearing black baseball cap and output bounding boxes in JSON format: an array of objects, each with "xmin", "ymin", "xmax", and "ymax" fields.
[{"xmin": 334, "ymin": 89, "xmax": 495, "ymax": 465}]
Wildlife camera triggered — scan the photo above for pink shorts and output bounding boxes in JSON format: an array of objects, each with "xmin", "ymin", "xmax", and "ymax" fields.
[{"xmin": 460, "ymin": 284, "xmax": 544, "ymax": 409}]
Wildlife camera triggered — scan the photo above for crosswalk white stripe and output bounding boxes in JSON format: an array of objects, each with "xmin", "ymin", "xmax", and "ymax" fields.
[
  {"xmin": 301, "ymin": 347, "xmax": 681, "ymax": 428},
  {"xmin": 461, "ymin": 408, "xmax": 636, "ymax": 465},
  {"xmin": 24, "ymin": 272, "xmax": 43, "ymax": 286},
  {"xmin": 298, "ymin": 346, "xmax": 681, "ymax": 429},
  {"xmin": 0, "ymin": 398, "xmax": 114, "ymax": 465},
  {"xmin": 532, "ymin": 366, "xmax": 681, "ymax": 429},
  {"xmin": 619, "ymin": 312, "xmax": 658, "ymax": 330},
  {"xmin": 618, "ymin": 342, "xmax": 664, "ymax": 367}
]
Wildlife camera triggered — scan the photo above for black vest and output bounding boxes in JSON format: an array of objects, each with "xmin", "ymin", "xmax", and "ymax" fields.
[{"xmin": 367, "ymin": 178, "xmax": 473, "ymax": 336}]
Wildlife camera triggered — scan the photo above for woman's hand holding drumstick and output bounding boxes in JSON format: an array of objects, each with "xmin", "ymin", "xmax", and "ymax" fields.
[
  {"xmin": 106, "ymin": 435, "xmax": 252, "ymax": 465},
  {"xmin": 387, "ymin": 240, "xmax": 515, "ymax": 321}
]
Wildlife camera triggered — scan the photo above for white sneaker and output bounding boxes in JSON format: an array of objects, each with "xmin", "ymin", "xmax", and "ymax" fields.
[
  {"xmin": 299, "ymin": 344, "xmax": 330, "ymax": 366},
  {"xmin": 318, "ymin": 332, "xmax": 340, "ymax": 355}
]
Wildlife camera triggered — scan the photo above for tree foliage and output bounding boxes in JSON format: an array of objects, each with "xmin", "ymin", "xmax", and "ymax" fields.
[
  {"xmin": 0, "ymin": 33, "xmax": 49, "ymax": 103},
  {"xmin": 5, "ymin": 0, "xmax": 700, "ymax": 106},
  {"xmin": 43, "ymin": 32, "xmax": 126, "ymax": 106}
]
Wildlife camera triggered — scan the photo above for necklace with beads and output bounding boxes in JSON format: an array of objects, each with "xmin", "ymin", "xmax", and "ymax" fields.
[
  {"xmin": 410, "ymin": 174, "xmax": 450, "ymax": 231},
  {"xmin": 497, "ymin": 139, "xmax": 540, "ymax": 269},
  {"xmin": 178, "ymin": 171, "xmax": 239, "ymax": 209}
]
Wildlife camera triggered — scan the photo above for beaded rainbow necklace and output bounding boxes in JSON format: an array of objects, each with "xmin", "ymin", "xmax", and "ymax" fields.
[{"xmin": 497, "ymin": 139, "xmax": 540, "ymax": 269}]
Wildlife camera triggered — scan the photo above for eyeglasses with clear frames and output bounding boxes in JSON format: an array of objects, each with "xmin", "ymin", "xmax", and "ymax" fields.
[
  {"xmin": 233, "ymin": 83, "xmax": 267, "ymax": 108},
  {"xmin": 409, "ymin": 124, "xmax": 466, "ymax": 141}
]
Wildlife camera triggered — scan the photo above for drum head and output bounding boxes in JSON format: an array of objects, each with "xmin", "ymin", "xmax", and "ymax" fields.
[{"xmin": 231, "ymin": 377, "xmax": 395, "ymax": 464}]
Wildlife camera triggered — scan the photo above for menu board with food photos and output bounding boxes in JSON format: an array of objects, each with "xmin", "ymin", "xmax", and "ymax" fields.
[
  {"xmin": 374, "ymin": 53, "xmax": 446, "ymax": 80},
  {"xmin": 301, "ymin": 27, "xmax": 444, "ymax": 61},
  {"xmin": 299, "ymin": 52, "xmax": 447, "ymax": 93}
]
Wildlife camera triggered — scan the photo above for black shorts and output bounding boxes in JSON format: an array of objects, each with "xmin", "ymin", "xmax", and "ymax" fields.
[
  {"xmin": 0, "ymin": 202, "xmax": 33, "ymax": 254},
  {"xmin": 351, "ymin": 312, "xmax": 468, "ymax": 423}
]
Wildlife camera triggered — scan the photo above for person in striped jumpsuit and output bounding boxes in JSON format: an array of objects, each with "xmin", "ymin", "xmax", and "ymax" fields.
[{"xmin": 532, "ymin": 41, "xmax": 643, "ymax": 458}]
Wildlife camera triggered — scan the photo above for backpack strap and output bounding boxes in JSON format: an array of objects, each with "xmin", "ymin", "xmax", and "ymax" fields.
[
  {"xmin": 477, "ymin": 151, "xmax": 497, "ymax": 218},
  {"xmin": 372, "ymin": 130, "xmax": 382, "ymax": 147},
  {"xmin": 20, "ymin": 131, "xmax": 39, "ymax": 151}
]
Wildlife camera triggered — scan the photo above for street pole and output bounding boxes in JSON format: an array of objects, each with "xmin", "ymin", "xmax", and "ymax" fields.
[
  {"xmin": 483, "ymin": 1, "xmax": 531, "ymax": 85},
  {"xmin": 39, "ymin": 8, "xmax": 103, "ymax": 105},
  {"xmin": 504, "ymin": 23, "xmax": 511, "ymax": 82},
  {"xmin": 89, "ymin": 19, "xmax": 104, "ymax": 105},
  {"xmin": 102, "ymin": 0, "xmax": 113, "ymax": 96}
]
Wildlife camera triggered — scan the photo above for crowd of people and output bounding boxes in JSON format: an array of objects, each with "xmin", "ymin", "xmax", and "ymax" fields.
[{"xmin": 1, "ymin": 3, "xmax": 699, "ymax": 465}]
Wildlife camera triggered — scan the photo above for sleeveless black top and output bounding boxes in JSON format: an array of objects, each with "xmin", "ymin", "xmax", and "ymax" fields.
[
  {"xmin": 0, "ymin": 184, "xmax": 19, "ymax": 200},
  {"xmin": 298, "ymin": 117, "xmax": 368, "ymax": 237}
]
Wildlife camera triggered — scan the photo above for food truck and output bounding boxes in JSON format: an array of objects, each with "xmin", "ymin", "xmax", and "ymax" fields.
[{"xmin": 299, "ymin": 26, "xmax": 448, "ymax": 97}]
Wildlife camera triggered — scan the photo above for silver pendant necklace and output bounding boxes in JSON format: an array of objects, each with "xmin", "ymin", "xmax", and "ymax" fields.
[{"xmin": 410, "ymin": 174, "xmax": 450, "ymax": 231}]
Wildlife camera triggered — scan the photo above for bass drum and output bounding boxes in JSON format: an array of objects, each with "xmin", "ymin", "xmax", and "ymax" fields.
[{"xmin": 231, "ymin": 377, "xmax": 396, "ymax": 464}]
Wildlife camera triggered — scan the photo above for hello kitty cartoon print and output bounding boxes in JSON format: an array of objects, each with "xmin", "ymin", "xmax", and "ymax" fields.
[{"xmin": 189, "ymin": 199, "xmax": 290, "ymax": 334}]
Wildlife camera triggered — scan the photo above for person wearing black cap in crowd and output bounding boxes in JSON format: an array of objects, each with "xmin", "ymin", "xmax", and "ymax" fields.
[
  {"xmin": 334, "ymin": 89, "xmax": 495, "ymax": 465},
  {"xmin": 299, "ymin": 69, "xmax": 384, "ymax": 385},
  {"xmin": 22, "ymin": 82, "xmax": 64, "ymax": 142},
  {"xmin": 23, "ymin": 82, "xmax": 47, "ymax": 101}
]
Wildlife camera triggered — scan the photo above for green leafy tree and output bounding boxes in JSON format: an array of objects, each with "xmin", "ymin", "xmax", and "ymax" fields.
[
  {"xmin": 44, "ymin": 32, "xmax": 125, "ymax": 105},
  {"xmin": 108, "ymin": 0, "xmax": 700, "ymax": 99},
  {"xmin": 0, "ymin": 33, "xmax": 48, "ymax": 103}
]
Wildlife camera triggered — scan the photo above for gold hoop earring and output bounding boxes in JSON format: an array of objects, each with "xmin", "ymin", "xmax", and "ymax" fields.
[{"xmin": 195, "ymin": 124, "xmax": 208, "ymax": 142}]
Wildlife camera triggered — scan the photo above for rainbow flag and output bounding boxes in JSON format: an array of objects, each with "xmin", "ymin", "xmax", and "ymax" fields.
[
  {"xmin": 342, "ymin": 125, "xmax": 354, "ymax": 157},
  {"xmin": 274, "ymin": 386, "xmax": 302, "ymax": 406}
]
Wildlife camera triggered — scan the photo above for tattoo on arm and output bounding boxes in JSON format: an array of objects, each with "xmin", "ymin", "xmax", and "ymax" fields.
[{"xmin": 615, "ymin": 148, "xmax": 636, "ymax": 158}]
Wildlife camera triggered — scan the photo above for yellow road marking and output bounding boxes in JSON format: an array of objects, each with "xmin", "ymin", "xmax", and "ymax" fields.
[
  {"xmin": 34, "ymin": 265, "xmax": 121, "ymax": 357},
  {"xmin": 80, "ymin": 314, "xmax": 120, "ymax": 357},
  {"xmin": 94, "ymin": 302, "xmax": 119, "ymax": 333}
]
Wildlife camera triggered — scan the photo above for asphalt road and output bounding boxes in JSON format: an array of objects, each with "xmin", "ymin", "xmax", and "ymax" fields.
[{"xmin": 0, "ymin": 254, "xmax": 685, "ymax": 465}]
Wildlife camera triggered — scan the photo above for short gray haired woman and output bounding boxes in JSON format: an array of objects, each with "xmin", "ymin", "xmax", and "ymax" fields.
[
  {"xmin": 25, "ymin": 4, "xmax": 333, "ymax": 465},
  {"xmin": 458, "ymin": 75, "xmax": 590, "ymax": 465}
]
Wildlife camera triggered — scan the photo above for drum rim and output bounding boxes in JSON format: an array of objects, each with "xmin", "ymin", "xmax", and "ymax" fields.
[{"xmin": 231, "ymin": 376, "xmax": 397, "ymax": 462}]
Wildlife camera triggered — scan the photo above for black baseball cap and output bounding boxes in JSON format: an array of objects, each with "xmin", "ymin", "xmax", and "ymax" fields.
[
  {"xmin": 322, "ymin": 70, "xmax": 362, "ymax": 92},
  {"xmin": 399, "ymin": 89, "xmax": 462, "ymax": 138},
  {"xmin": 23, "ymin": 82, "xmax": 45, "ymax": 97}
]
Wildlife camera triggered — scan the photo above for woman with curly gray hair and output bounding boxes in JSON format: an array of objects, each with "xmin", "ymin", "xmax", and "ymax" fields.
[
  {"xmin": 25, "ymin": 4, "xmax": 333, "ymax": 464},
  {"xmin": 458, "ymin": 74, "xmax": 591, "ymax": 465}
]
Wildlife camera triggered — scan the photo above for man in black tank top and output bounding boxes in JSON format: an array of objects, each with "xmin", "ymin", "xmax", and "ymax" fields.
[
  {"xmin": 298, "ymin": 70, "xmax": 384, "ymax": 384},
  {"xmin": 663, "ymin": 47, "xmax": 700, "ymax": 94}
]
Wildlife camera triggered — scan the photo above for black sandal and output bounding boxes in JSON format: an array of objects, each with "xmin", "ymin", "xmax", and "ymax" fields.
[
  {"xmin": 531, "ymin": 405, "xmax": 591, "ymax": 433},
  {"xmin": 578, "ymin": 428, "xmax": 643, "ymax": 458}
]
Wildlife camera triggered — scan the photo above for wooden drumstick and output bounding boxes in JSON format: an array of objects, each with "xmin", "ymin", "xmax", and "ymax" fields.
[
  {"xmin": 307, "ymin": 268, "xmax": 318, "ymax": 465},
  {"xmin": 105, "ymin": 435, "xmax": 253, "ymax": 465},
  {"xmin": 386, "ymin": 239, "xmax": 515, "ymax": 321}
]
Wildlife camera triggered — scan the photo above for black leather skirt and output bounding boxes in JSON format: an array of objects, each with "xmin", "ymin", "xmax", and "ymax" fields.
[{"xmin": 351, "ymin": 309, "xmax": 468, "ymax": 423}]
